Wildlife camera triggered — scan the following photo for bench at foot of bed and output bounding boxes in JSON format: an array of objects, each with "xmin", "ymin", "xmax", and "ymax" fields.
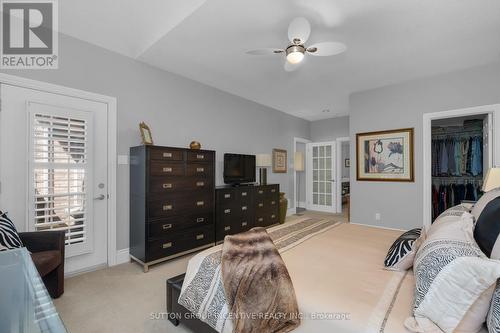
[{"xmin": 167, "ymin": 273, "xmax": 218, "ymax": 333}]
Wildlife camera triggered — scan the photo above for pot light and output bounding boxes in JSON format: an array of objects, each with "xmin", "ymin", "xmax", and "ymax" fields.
[{"xmin": 286, "ymin": 45, "xmax": 305, "ymax": 64}]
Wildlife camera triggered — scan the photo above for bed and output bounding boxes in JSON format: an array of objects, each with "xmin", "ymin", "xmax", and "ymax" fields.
[{"xmin": 167, "ymin": 217, "xmax": 417, "ymax": 333}]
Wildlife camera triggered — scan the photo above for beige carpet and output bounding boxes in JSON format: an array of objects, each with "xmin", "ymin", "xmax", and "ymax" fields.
[{"xmin": 54, "ymin": 211, "xmax": 346, "ymax": 333}]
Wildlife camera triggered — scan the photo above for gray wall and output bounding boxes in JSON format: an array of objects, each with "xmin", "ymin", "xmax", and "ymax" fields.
[
  {"xmin": 341, "ymin": 142, "xmax": 350, "ymax": 179},
  {"xmin": 349, "ymin": 61, "xmax": 500, "ymax": 230},
  {"xmin": 310, "ymin": 115, "xmax": 349, "ymax": 142},
  {"xmin": 1, "ymin": 34, "xmax": 310, "ymax": 250}
]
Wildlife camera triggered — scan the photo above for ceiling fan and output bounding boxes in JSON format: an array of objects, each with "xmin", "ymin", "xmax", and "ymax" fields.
[{"xmin": 246, "ymin": 17, "xmax": 346, "ymax": 72}]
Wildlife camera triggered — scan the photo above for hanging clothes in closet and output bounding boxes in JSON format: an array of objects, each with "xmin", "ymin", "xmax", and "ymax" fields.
[
  {"xmin": 432, "ymin": 136, "xmax": 483, "ymax": 177},
  {"xmin": 431, "ymin": 118, "xmax": 485, "ymax": 222}
]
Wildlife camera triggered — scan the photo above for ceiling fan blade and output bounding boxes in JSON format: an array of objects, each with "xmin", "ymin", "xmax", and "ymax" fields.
[
  {"xmin": 284, "ymin": 60, "xmax": 302, "ymax": 72},
  {"xmin": 288, "ymin": 17, "xmax": 311, "ymax": 44},
  {"xmin": 246, "ymin": 48, "xmax": 284, "ymax": 55},
  {"xmin": 306, "ymin": 42, "xmax": 346, "ymax": 56}
]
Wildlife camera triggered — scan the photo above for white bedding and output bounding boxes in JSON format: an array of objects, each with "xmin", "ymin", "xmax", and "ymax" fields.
[{"xmin": 178, "ymin": 217, "xmax": 460, "ymax": 332}]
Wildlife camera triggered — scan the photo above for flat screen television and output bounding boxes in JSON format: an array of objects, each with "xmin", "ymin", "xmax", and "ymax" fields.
[{"xmin": 224, "ymin": 153, "xmax": 256, "ymax": 185}]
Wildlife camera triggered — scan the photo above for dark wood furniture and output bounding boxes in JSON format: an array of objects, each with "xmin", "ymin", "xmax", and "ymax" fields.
[
  {"xmin": 19, "ymin": 231, "xmax": 65, "ymax": 298},
  {"xmin": 215, "ymin": 184, "xmax": 279, "ymax": 242},
  {"xmin": 129, "ymin": 145, "xmax": 216, "ymax": 272},
  {"xmin": 167, "ymin": 273, "xmax": 217, "ymax": 332}
]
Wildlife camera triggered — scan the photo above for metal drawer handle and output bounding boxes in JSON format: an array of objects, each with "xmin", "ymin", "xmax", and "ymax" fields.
[
  {"xmin": 224, "ymin": 209, "xmax": 231, "ymax": 214},
  {"xmin": 242, "ymin": 192, "xmax": 247, "ymax": 196},
  {"xmin": 224, "ymin": 194, "xmax": 231, "ymax": 199},
  {"xmin": 242, "ymin": 222, "xmax": 247, "ymax": 227},
  {"xmin": 162, "ymin": 223, "xmax": 172, "ymax": 230},
  {"xmin": 258, "ymin": 217, "xmax": 263, "ymax": 222},
  {"xmin": 196, "ymin": 201, "xmax": 204, "ymax": 206},
  {"xmin": 196, "ymin": 181, "xmax": 205, "ymax": 187},
  {"xmin": 163, "ymin": 167, "xmax": 172, "ymax": 173},
  {"xmin": 258, "ymin": 190, "xmax": 263, "ymax": 194},
  {"xmin": 163, "ymin": 152, "xmax": 172, "ymax": 158},
  {"xmin": 271, "ymin": 215, "xmax": 276, "ymax": 218},
  {"xmin": 196, "ymin": 167, "xmax": 205, "ymax": 172},
  {"xmin": 258, "ymin": 203, "xmax": 263, "ymax": 207},
  {"xmin": 196, "ymin": 217, "xmax": 205, "ymax": 223},
  {"xmin": 196, "ymin": 154, "xmax": 205, "ymax": 159},
  {"xmin": 242, "ymin": 206, "xmax": 247, "ymax": 211},
  {"xmin": 162, "ymin": 242, "xmax": 172, "ymax": 249},
  {"xmin": 196, "ymin": 234, "xmax": 204, "ymax": 240},
  {"xmin": 162, "ymin": 183, "xmax": 172, "ymax": 189},
  {"xmin": 224, "ymin": 226, "xmax": 231, "ymax": 231},
  {"xmin": 271, "ymin": 189, "xmax": 276, "ymax": 193},
  {"xmin": 271, "ymin": 201, "xmax": 276, "ymax": 205},
  {"xmin": 163, "ymin": 204, "xmax": 172, "ymax": 211}
]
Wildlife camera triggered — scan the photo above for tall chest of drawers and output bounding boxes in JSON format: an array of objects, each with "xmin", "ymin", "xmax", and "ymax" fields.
[
  {"xmin": 215, "ymin": 184, "xmax": 279, "ymax": 242},
  {"xmin": 129, "ymin": 145, "xmax": 215, "ymax": 272}
]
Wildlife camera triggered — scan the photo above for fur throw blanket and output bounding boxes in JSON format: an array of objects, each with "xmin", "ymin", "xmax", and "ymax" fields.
[{"xmin": 221, "ymin": 227, "xmax": 300, "ymax": 333}]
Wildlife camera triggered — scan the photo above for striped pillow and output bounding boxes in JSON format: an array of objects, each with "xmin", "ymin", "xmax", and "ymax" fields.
[
  {"xmin": 0, "ymin": 211, "xmax": 23, "ymax": 251},
  {"xmin": 384, "ymin": 228, "xmax": 421, "ymax": 271}
]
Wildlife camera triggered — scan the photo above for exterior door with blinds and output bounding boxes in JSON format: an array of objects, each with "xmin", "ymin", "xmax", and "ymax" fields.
[
  {"xmin": 0, "ymin": 84, "xmax": 108, "ymax": 273},
  {"xmin": 306, "ymin": 142, "xmax": 336, "ymax": 213}
]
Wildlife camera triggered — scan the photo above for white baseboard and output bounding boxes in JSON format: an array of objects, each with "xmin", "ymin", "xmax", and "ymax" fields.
[
  {"xmin": 297, "ymin": 201, "xmax": 306, "ymax": 208},
  {"xmin": 64, "ymin": 263, "xmax": 107, "ymax": 278},
  {"xmin": 115, "ymin": 248, "xmax": 130, "ymax": 265},
  {"xmin": 349, "ymin": 221, "xmax": 406, "ymax": 232},
  {"xmin": 286, "ymin": 208, "xmax": 296, "ymax": 216}
]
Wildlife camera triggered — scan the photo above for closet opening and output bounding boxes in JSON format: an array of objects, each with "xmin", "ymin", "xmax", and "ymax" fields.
[{"xmin": 431, "ymin": 114, "xmax": 490, "ymax": 222}]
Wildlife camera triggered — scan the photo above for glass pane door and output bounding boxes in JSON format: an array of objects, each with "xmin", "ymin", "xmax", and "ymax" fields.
[{"xmin": 307, "ymin": 142, "xmax": 336, "ymax": 213}]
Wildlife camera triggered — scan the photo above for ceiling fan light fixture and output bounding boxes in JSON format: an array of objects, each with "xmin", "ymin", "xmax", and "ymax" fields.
[{"xmin": 286, "ymin": 45, "xmax": 305, "ymax": 64}]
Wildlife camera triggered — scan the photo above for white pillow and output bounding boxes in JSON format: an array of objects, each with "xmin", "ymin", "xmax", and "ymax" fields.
[{"xmin": 405, "ymin": 213, "xmax": 500, "ymax": 333}]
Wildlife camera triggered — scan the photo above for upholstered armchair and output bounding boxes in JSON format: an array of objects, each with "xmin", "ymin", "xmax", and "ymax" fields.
[{"xmin": 19, "ymin": 231, "xmax": 65, "ymax": 298}]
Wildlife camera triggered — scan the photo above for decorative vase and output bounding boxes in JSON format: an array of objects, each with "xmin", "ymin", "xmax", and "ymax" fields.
[
  {"xmin": 279, "ymin": 192, "xmax": 288, "ymax": 224},
  {"xmin": 189, "ymin": 141, "xmax": 201, "ymax": 150}
]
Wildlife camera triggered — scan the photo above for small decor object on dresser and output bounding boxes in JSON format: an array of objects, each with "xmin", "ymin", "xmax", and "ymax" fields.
[
  {"xmin": 139, "ymin": 122, "xmax": 153, "ymax": 145},
  {"xmin": 356, "ymin": 128, "xmax": 414, "ymax": 182},
  {"xmin": 272, "ymin": 148, "xmax": 287, "ymax": 173},
  {"xmin": 189, "ymin": 141, "xmax": 201, "ymax": 150}
]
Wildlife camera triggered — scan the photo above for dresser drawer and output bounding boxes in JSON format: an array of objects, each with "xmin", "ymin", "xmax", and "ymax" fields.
[
  {"xmin": 150, "ymin": 148, "xmax": 184, "ymax": 161},
  {"xmin": 186, "ymin": 163, "xmax": 213, "ymax": 177},
  {"xmin": 148, "ymin": 213, "xmax": 213, "ymax": 238},
  {"xmin": 150, "ymin": 161, "xmax": 184, "ymax": 176},
  {"xmin": 149, "ymin": 177, "xmax": 213, "ymax": 193},
  {"xmin": 217, "ymin": 188, "xmax": 236, "ymax": 202},
  {"xmin": 148, "ymin": 193, "xmax": 213, "ymax": 218},
  {"xmin": 187, "ymin": 151, "xmax": 214, "ymax": 163},
  {"xmin": 147, "ymin": 226, "xmax": 214, "ymax": 261}
]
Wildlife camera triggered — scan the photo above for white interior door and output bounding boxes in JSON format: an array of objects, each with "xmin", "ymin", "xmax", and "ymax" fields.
[
  {"xmin": 306, "ymin": 142, "xmax": 336, "ymax": 213},
  {"xmin": 0, "ymin": 84, "xmax": 108, "ymax": 273}
]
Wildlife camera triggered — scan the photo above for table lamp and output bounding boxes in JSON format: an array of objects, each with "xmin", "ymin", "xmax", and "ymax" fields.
[
  {"xmin": 483, "ymin": 167, "xmax": 500, "ymax": 192},
  {"xmin": 294, "ymin": 151, "xmax": 305, "ymax": 214},
  {"xmin": 256, "ymin": 154, "xmax": 271, "ymax": 185}
]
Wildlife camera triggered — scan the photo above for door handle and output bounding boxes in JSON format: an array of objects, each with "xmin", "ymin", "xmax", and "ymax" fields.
[{"xmin": 94, "ymin": 194, "xmax": 106, "ymax": 200}]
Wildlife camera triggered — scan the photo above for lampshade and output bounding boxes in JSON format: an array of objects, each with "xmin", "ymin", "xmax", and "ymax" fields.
[
  {"xmin": 256, "ymin": 154, "xmax": 272, "ymax": 167},
  {"xmin": 294, "ymin": 151, "xmax": 305, "ymax": 172},
  {"xmin": 482, "ymin": 168, "xmax": 500, "ymax": 192}
]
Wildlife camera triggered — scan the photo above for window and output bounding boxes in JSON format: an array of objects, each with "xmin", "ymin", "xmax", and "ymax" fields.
[{"xmin": 30, "ymin": 111, "xmax": 89, "ymax": 247}]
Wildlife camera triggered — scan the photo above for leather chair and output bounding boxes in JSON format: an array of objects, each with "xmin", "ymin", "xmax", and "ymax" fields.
[{"xmin": 19, "ymin": 231, "xmax": 65, "ymax": 298}]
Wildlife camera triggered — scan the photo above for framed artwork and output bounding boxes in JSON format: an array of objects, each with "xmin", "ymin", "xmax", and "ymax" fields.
[
  {"xmin": 272, "ymin": 148, "xmax": 287, "ymax": 173},
  {"xmin": 139, "ymin": 122, "xmax": 153, "ymax": 145},
  {"xmin": 344, "ymin": 158, "xmax": 350, "ymax": 168},
  {"xmin": 356, "ymin": 128, "xmax": 414, "ymax": 182}
]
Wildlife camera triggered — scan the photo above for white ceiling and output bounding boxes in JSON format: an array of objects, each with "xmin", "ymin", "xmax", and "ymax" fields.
[{"xmin": 60, "ymin": 0, "xmax": 500, "ymax": 121}]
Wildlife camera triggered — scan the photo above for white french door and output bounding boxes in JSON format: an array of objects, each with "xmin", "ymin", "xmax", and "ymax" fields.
[
  {"xmin": 0, "ymin": 84, "xmax": 108, "ymax": 273},
  {"xmin": 306, "ymin": 142, "xmax": 337, "ymax": 213}
]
